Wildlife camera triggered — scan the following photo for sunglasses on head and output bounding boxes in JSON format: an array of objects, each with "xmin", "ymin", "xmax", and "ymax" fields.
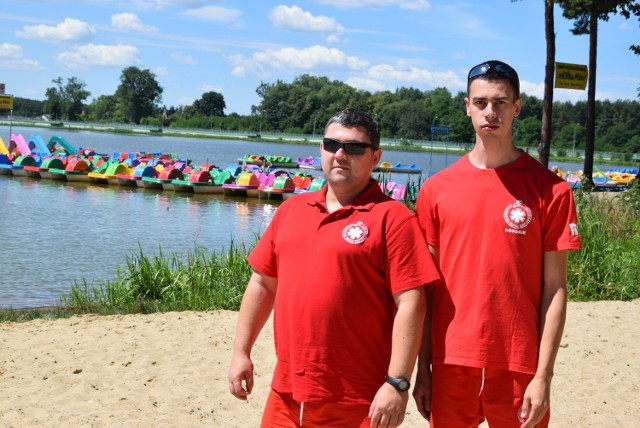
[
  {"xmin": 322, "ymin": 138, "xmax": 376, "ymax": 156},
  {"xmin": 468, "ymin": 60, "xmax": 519, "ymax": 84}
]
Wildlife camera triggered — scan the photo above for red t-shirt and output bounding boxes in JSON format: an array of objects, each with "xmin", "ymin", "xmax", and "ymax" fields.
[
  {"xmin": 416, "ymin": 153, "xmax": 582, "ymax": 374},
  {"xmin": 249, "ymin": 180, "xmax": 440, "ymax": 405}
]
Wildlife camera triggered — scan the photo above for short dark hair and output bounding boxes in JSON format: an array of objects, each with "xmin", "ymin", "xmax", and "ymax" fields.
[
  {"xmin": 467, "ymin": 60, "xmax": 520, "ymax": 99},
  {"xmin": 324, "ymin": 108, "xmax": 381, "ymax": 148}
]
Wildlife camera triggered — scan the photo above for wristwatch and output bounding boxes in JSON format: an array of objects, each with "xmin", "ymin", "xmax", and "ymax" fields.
[{"xmin": 385, "ymin": 375, "xmax": 410, "ymax": 392}]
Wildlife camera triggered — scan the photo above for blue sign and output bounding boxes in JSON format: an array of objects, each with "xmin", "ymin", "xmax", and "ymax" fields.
[{"xmin": 431, "ymin": 126, "xmax": 450, "ymax": 135}]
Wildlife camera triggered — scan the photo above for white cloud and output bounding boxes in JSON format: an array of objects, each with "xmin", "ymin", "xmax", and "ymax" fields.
[
  {"xmin": 16, "ymin": 17, "xmax": 95, "ymax": 42},
  {"xmin": 56, "ymin": 44, "xmax": 140, "ymax": 69},
  {"xmin": 155, "ymin": 0, "xmax": 211, "ymax": 8},
  {"xmin": 229, "ymin": 45, "xmax": 369, "ymax": 78},
  {"xmin": 0, "ymin": 43, "xmax": 41, "ymax": 69},
  {"xmin": 345, "ymin": 62, "xmax": 465, "ymax": 93},
  {"xmin": 269, "ymin": 5, "xmax": 344, "ymax": 35},
  {"xmin": 315, "ymin": 0, "xmax": 431, "ymax": 11},
  {"xmin": 171, "ymin": 52, "xmax": 197, "ymax": 65},
  {"xmin": 181, "ymin": 5, "xmax": 242, "ymax": 23},
  {"xmin": 200, "ymin": 84, "xmax": 224, "ymax": 93},
  {"xmin": 345, "ymin": 76, "xmax": 386, "ymax": 92},
  {"xmin": 0, "ymin": 43, "xmax": 25, "ymax": 59},
  {"xmin": 520, "ymin": 80, "xmax": 545, "ymax": 99},
  {"xmin": 114, "ymin": 0, "xmax": 213, "ymax": 10},
  {"xmin": 154, "ymin": 66, "xmax": 169, "ymax": 77},
  {"xmin": 111, "ymin": 13, "xmax": 158, "ymax": 32},
  {"xmin": 327, "ymin": 34, "xmax": 344, "ymax": 44},
  {"xmin": 549, "ymin": 87, "xmax": 589, "ymax": 104}
]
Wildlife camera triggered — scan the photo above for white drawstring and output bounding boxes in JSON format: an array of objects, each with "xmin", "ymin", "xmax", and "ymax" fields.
[
  {"xmin": 478, "ymin": 368, "xmax": 486, "ymax": 396},
  {"xmin": 299, "ymin": 401, "xmax": 304, "ymax": 427}
]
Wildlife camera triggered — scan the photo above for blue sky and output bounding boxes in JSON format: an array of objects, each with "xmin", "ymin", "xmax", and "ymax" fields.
[{"xmin": 1, "ymin": 0, "xmax": 638, "ymax": 115}]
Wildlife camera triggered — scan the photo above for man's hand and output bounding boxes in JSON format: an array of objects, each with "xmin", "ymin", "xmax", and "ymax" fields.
[
  {"xmin": 412, "ymin": 365, "xmax": 432, "ymax": 421},
  {"xmin": 518, "ymin": 375, "xmax": 551, "ymax": 427},
  {"xmin": 369, "ymin": 383, "xmax": 408, "ymax": 427},
  {"xmin": 228, "ymin": 354, "xmax": 254, "ymax": 400}
]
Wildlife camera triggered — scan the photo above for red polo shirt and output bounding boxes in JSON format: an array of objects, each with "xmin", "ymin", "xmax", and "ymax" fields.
[{"xmin": 249, "ymin": 179, "xmax": 439, "ymax": 405}]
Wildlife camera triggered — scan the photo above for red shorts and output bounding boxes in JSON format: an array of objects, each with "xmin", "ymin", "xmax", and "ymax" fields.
[
  {"xmin": 430, "ymin": 364, "xmax": 551, "ymax": 428},
  {"xmin": 261, "ymin": 389, "xmax": 371, "ymax": 428}
]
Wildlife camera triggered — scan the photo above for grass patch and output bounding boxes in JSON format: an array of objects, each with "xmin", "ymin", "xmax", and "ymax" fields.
[
  {"xmin": 567, "ymin": 181, "xmax": 640, "ymax": 301},
  {"xmin": 61, "ymin": 242, "xmax": 253, "ymax": 314}
]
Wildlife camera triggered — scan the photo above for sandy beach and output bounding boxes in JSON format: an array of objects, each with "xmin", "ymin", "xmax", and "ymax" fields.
[{"xmin": 1, "ymin": 300, "xmax": 638, "ymax": 427}]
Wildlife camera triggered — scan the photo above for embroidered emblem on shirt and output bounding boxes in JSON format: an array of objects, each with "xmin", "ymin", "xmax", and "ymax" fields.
[
  {"xmin": 342, "ymin": 221, "xmax": 368, "ymax": 244},
  {"xmin": 569, "ymin": 223, "xmax": 579, "ymax": 236},
  {"xmin": 503, "ymin": 200, "xmax": 532, "ymax": 233}
]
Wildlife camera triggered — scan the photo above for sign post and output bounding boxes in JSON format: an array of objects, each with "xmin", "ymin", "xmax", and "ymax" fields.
[{"xmin": 0, "ymin": 86, "xmax": 14, "ymax": 145}]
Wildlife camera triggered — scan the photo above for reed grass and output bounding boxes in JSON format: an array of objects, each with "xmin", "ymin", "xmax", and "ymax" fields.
[
  {"xmin": 567, "ymin": 182, "xmax": 640, "ymax": 301},
  {"xmin": 60, "ymin": 241, "xmax": 254, "ymax": 315}
]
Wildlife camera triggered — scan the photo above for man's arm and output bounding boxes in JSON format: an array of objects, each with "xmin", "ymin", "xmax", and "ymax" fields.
[
  {"xmin": 228, "ymin": 271, "xmax": 277, "ymax": 400},
  {"xmin": 369, "ymin": 286, "xmax": 427, "ymax": 428},
  {"xmin": 520, "ymin": 250, "xmax": 568, "ymax": 427},
  {"xmin": 412, "ymin": 245, "xmax": 438, "ymax": 421}
]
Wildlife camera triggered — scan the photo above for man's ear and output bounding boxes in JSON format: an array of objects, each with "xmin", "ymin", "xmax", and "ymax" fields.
[
  {"xmin": 513, "ymin": 98, "xmax": 522, "ymax": 118},
  {"xmin": 373, "ymin": 148, "xmax": 382, "ymax": 165}
]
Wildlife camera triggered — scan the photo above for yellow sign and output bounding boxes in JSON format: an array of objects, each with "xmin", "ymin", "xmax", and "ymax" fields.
[
  {"xmin": 555, "ymin": 62, "xmax": 588, "ymax": 90},
  {"xmin": 0, "ymin": 94, "xmax": 13, "ymax": 109}
]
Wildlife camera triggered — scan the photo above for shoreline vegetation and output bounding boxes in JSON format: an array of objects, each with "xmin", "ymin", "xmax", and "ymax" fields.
[{"xmin": 1, "ymin": 183, "xmax": 638, "ymax": 323}]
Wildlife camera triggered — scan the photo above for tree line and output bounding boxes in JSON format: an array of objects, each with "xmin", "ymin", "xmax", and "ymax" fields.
[{"xmin": 8, "ymin": 69, "xmax": 640, "ymax": 159}]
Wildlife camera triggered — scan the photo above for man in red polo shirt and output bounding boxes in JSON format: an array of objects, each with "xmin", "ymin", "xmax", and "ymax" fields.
[{"xmin": 229, "ymin": 108, "xmax": 440, "ymax": 427}]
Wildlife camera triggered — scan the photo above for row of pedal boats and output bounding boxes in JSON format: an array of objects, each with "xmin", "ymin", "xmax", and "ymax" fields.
[
  {"xmin": 0, "ymin": 152, "xmax": 330, "ymax": 200},
  {"xmin": 0, "ymin": 133, "xmax": 419, "ymax": 201},
  {"xmin": 1, "ymin": 152, "xmax": 419, "ymax": 202}
]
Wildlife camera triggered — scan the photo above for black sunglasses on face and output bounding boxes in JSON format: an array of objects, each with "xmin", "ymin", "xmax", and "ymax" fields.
[{"xmin": 322, "ymin": 138, "xmax": 376, "ymax": 156}]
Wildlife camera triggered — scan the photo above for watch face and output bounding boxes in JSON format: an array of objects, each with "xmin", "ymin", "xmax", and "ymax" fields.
[{"xmin": 387, "ymin": 376, "xmax": 410, "ymax": 391}]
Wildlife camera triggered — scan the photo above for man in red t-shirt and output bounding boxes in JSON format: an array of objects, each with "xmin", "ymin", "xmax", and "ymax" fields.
[
  {"xmin": 413, "ymin": 60, "xmax": 582, "ymax": 428},
  {"xmin": 229, "ymin": 108, "xmax": 440, "ymax": 427}
]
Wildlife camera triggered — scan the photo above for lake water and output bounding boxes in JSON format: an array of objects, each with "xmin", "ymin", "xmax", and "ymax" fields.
[{"xmin": 0, "ymin": 125, "xmax": 607, "ymax": 309}]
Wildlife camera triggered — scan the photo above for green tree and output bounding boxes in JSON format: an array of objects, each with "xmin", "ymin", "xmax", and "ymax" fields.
[
  {"xmin": 368, "ymin": 90, "xmax": 399, "ymax": 132},
  {"xmin": 43, "ymin": 77, "xmax": 90, "ymax": 121},
  {"xmin": 12, "ymin": 97, "xmax": 44, "ymax": 118},
  {"xmin": 88, "ymin": 95, "xmax": 117, "ymax": 121},
  {"xmin": 255, "ymin": 80, "xmax": 291, "ymax": 131},
  {"xmin": 254, "ymin": 74, "xmax": 370, "ymax": 134},
  {"xmin": 115, "ymin": 67, "xmax": 163, "ymax": 124},
  {"xmin": 514, "ymin": 116, "xmax": 543, "ymax": 149},
  {"xmin": 43, "ymin": 77, "xmax": 64, "ymax": 120},
  {"xmin": 426, "ymin": 87, "xmax": 455, "ymax": 124},
  {"xmin": 194, "ymin": 91, "xmax": 226, "ymax": 117},
  {"xmin": 66, "ymin": 77, "xmax": 91, "ymax": 120},
  {"xmin": 395, "ymin": 100, "xmax": 430, "ymax": 140},
  {"xmin": 450, "ymin": 91, "xmax": 473, "ymax": 143}
]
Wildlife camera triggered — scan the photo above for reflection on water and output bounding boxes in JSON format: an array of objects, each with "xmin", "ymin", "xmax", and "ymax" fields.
[{"xmin": 0, "ymin": 175, "xmax": 279, "ymax": 309}]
